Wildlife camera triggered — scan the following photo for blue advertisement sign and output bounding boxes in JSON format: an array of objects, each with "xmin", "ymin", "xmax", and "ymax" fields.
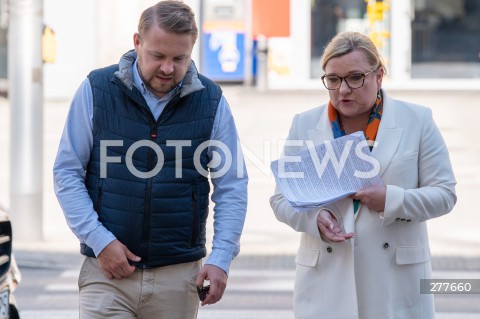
[{"xmin": 201, "ymin": 30, "xmax": 245, "ymax": 82}]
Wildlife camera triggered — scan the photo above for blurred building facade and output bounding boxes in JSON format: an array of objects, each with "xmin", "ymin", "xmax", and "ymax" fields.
[
  {"xmin": 264, "ymin": 0, "xmax": 480, "ymax": 89},
  {"xmin": 0, "ymin": 0, "xmax": 479, "ymax": 99}
]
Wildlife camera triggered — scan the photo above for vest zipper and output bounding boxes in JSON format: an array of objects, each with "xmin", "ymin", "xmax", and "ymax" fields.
[
  {"xmin": 141, "ymin": 124, "xmax": 158, "ymax": 264},
  {"xmin": 150, "ymin": 126, "xmax": 157, "ymax": 138},
  {"xmin": 190, "ymin": 190, "xmax": 199, "ymax": 247}
]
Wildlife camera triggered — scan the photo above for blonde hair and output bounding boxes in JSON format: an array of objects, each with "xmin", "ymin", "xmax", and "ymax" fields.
[
  {"xmin": 321, "ymin": 31, "xmax": 386, "ymax": 74},
  {"xmin": 138, "ymin": 1, "xmax": 198, "ymax": 42}
]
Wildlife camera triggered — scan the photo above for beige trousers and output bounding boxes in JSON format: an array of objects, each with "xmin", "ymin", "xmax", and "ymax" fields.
[{"xmin": 78, "ymin": 257, "xmax": 201, "ymax": 319}]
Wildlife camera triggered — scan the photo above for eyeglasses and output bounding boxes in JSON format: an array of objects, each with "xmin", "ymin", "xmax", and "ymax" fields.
[{"xmin": 321, "ymin": 69, "xmax": 377, "ymax": 90}]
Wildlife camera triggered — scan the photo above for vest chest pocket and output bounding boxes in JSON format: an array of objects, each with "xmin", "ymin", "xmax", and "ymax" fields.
[
  {"xmin": 95, "ymin": 180, "xmax": 104, "ymax": 214},
  {"xmin": 190, "ymin": 188, "xmax": 200, "ymax": 247}
]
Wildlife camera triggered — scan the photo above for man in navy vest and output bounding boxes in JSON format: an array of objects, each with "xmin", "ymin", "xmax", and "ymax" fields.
[{"xmin": 53, "ymin": 1, "xmax": 248, "ymax": 318}]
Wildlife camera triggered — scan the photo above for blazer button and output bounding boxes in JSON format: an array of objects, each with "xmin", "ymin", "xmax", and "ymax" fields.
[
  {"xmin": 406, "ymin": 219, "xmax": 412, "ymax": 222},
  {"xmin": 327, "ymin": 246, "xmax": 333, "ymax": 253},
  {"xmin": 395, "ymin": 218, "xmax": 401, "ymax": 221},
  {"xmin": 383, "ymin": 243, "xmax": 389, "ymax": 249}
]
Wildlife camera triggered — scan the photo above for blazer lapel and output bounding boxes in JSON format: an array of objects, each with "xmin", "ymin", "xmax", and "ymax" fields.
[
  {"xmin": 371, "ymin": 93, "xmax": 403, "ymax": 177},
  {"xmin": 307, "ymin": 106, "xmax": 333, "ymax": 145}
]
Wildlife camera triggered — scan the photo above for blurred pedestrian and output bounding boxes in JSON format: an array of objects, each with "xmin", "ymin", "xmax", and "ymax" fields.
[
  {"xmin": 53, "ymin": 1, "xmax": 248, "ymax": 318},
  {"xmin": 270, "ymin": 31, "xmax": 456, "ymax": 319}
]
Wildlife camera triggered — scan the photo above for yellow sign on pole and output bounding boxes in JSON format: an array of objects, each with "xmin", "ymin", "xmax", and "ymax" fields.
[
  {"xmin": 365, "ymin": 0, "xmax": 390, "ymax": 57},
  {"xmin": 366, "ymin": 1, "xmax": 390, "ymax": 25},
  {"xmin": 42, "ymin": 25, "xmax": 57, "ymax": 63}
]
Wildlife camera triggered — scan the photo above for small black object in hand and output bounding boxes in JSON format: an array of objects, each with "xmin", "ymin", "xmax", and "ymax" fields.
[{"xmin": 197, "ymin": 285, "xmax": 210, "ymax": 301}]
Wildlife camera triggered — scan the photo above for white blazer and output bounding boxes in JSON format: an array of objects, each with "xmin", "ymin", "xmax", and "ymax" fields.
[{"xmin": 270, "ymin": 91, "xmax": 457, "ymax": 319}]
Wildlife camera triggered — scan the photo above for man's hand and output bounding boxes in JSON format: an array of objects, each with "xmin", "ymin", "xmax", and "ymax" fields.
[
  {"xmin": 316, "ymin": 209, "xmax": 355, "ymax": 242},
  {"xmin": 350, "ymin": 184, "xmax": 387, "ymax": 212},
  {"xmin": 195, "ymin": 264, "xmax": 227, "ymax": 306},
  {"xmin": 97, "ymin": 240, "xmax": 141, "ymax": 279}
]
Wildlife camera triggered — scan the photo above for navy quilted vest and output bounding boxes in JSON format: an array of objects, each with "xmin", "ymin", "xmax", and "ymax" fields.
[{"xmin": 83, "ymin": 60, "xmax": 221, "ymax": 269}]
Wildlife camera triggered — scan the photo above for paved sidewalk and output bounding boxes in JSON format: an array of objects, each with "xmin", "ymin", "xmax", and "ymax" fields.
[{"xmin": 13, "ymin": 250, "xmax": 480, "ymax": 319}]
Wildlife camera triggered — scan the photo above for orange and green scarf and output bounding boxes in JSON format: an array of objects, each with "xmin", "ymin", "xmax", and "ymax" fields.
[
  {"xmin": 327, "ymin": 90, "xmax": 383, "ymax": 214},
  {"xmin": 328, "ymin": 90, "xmax": 383, "ymax": 145}
]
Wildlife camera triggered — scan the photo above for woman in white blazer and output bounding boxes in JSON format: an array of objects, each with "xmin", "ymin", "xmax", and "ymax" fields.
[{"xmin": 270, "ymin": 31, "xmax": 456, "ymax": 319}]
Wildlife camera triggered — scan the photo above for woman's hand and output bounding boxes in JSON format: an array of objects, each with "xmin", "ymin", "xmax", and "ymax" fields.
[
  {"xmin": 316, "ymin": 209, "xmax": 355, "ymax": 242},
  {"xmin": 350, "ymin": 184, "xmax": 387, "ymax": 212}
]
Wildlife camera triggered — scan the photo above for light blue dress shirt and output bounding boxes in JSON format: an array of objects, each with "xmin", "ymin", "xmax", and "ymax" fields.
[{"xmin": 53, "ymin": 61, "xmax": 248, "ymax": 273}]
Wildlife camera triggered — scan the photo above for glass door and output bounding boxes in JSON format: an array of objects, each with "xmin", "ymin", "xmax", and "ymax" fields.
[
  {"xmin": 310, "ymin": 0, "xmax": 367, "ymax": 78},
  {"xmin": 411, "ymin": 0, "xmax": 480, "ymax": 78}
]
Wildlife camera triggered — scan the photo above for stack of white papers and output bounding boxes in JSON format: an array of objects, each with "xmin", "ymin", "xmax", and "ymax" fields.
[{"xmin": 270, "ymin": 132, "xmax": 383, "ymax": 212}]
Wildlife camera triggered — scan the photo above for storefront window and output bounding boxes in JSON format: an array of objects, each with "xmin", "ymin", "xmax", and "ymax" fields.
[
  {"xmin": 412, "ymin": 0, "xmax": 480, "ymax": 78},
  {"xmin": 310, "ymin": 0, "xmax": 367, "ymax": 78}
]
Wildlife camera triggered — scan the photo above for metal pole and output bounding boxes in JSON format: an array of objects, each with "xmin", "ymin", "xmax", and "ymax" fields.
[
  {"xmin": 8, "ymin": 0, "xmax": 44, "ymax": 241},
  {"xmin": 243, "ymin": 0, "xmax": 253, "ymax": 86},
  {"xmin": 255, "ymin": 34, "xmax": 268, "ymax": 92}
]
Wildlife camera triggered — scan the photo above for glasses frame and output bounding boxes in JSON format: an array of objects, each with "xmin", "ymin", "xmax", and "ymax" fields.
[{"xmin": 321, "ymin": 69, "xmax": 377, "ymax": 90}]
